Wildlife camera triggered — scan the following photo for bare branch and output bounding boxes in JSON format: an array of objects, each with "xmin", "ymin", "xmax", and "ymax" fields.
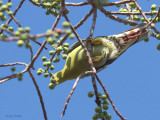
[
  {"xmin": 103, "ymin": 0, "xmax": 133, "ymax": 6},
  {"xmin": 28, "ymin": 70, "xmax": 48, "ymax": 120},
  {"xmin": 0, "ymin": 62, "xmax": 28, "ymax": 67},
  {"xmin": 65, "ymin": 1, "xmax": 89, "ymax": 6}
]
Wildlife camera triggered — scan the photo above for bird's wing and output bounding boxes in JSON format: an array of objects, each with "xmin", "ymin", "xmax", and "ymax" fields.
[{"xmin": 67, "ymin": 40, "xmax": 86, "ymax": 54}]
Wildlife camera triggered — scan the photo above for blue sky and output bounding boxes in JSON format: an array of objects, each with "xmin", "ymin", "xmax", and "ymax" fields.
[{"xmin": 0, "ymin": 0, "xmax": 160, "ymax": 120}]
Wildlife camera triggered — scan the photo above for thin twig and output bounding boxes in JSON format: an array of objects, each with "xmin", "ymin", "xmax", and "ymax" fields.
[
  {"xmin": 61, "ymin": 71, "xmax": 94, "ymax": 117},
  {"xmin": 0, "ymin": 62, "xmax": 28, "ymax": 67},
  {"xmin": 65, "ymin": 1, "xmax": 89, "ymax": 6},
  {"xmin": 28, "ymin": 70, "xmax": 48, "ymax": 120},
  {"xmin": 103, "ymin": 0, "xmax": 133, "ymax": 6},
  {"xmin": 110, "ymin": 12, "xmax": 154, "ymax": 15},
  {"xmin": 95, "ymin": 74, "xmax": 127, "ymax": 120}
]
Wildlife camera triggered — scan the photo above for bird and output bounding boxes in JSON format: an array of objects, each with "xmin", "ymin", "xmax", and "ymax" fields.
[{"xmin": 50, "ymin": 23, "xmax": 152, "ymax": 88}]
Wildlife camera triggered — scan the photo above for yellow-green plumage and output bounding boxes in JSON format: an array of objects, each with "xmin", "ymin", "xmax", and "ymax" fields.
[{"xmin": 53, "ymin": 38, "xmax": 112, "ymax": 85}]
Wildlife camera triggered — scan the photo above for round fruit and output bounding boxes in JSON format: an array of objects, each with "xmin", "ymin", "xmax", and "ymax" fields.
[
  {"xmin": 95, "ymin": 107, "xmax": 101, "ymax": 113},
  {"xmin": 37, "ymin": 71, "xmax": 42, "ymax": 75},
  {"xmin": 62, "ymin": 22, "xmax": 70, "ymax": 28},
  {"xmin": 151, "ymin": 4, "xmax": 157, "ymax": 10},
  {"xmin": 102, "ymin": 104, "xmax": 109, "ymax": 110},
  {"xmin": 17, "ymin": 40, "xmax": 24, "ymax": 47},
  {"xmin": 100, "ymin": 95, "xmax": 107, "ymax": 101},
  {"xmin": 156, "ymin": 34, "xmax": 160, "ymax": 40},
  {"xmin": 49, "ymin": 83, "xmax": 55, "ymax": 90},
  {"xmin": 42, "ymin": 56, "xmax": 47, "ymax": 61},
  {"xmin": 88, "ymin": 91, "xmax": 94, "ymax": 98},
  {"xmin": 157, "ymin": 43, "xmax": 160, "ymax": 50},
  {"xmin": 44, "ymin": 73, "xmax": 49, "ymax": 77}
]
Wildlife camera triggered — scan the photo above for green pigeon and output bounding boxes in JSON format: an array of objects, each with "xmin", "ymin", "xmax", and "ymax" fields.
[{"xmin": 50, "ymin": 23, "xmax": 152, "ymax": 88}]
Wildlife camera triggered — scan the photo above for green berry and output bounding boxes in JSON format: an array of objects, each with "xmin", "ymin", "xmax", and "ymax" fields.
[
  {"xmin": 7, "ymin": 11, "xmax": 13, "ymax": 16},
  {"xmin": 1, "ymin": 5, "xmax": 8, "ymax": 11},
  {"xmin": 69, "ymin": 33, "xmax": 75, "ymax": 39},
  {"xmin": 129, "ymin": 2, "xmax": 136, "ymax": 8},
  {"xmin": 63, "ymin": 47, "xmax": 68, "ymax": 52},
  {"xmin": 7, "ymin": 2, "xmax": 12, "ymax": 7},
  {"xmin": 126, "ymin": 17, "xmax": 130, "ymax": 20},
  {"xmin": 148, "ymin": 18, "xmax": 152, "ymax": 22},
  {"xmin": 157, "ymin": 43, "xmax": 160, "ymax": 50},
  {"xmin": 0, "ymin": 12, "xmax": 4, "ymax": 17},
  {"xmin": 1, "ymin": 15, "xmax": 6, "ymax": 21},
  {"xmin": 62, "ymin": 54, "xmax": 67, "ymax": 59},
  {"xmin": 141, "ymin": 17, "xmax": 145, "ymax": 22},
  {"xmin": 156, "ymin": 34, "xmax": 160, "ymax": 40},
  {"xmin": 66, "ymin": 30, "xmax": 72, "ymax": 35},
  {"xmin": 17, "ymin": 40, "xmax": 24, "ymax": 47},
  {"xmin": 42, "ymin": 56, "xmax": 47, "ymax": 61},
  {"xmin": 122, "ymin": 9, "xmax": 127, "ymax": 12},
  {"xmin": 51, "ymin": 2, "xmax": 58, "ymax": 7},
  {"xmin": 144, "ymin": 38, "xmax": 149, "ymax": 42},
  {"xmin": 1, "ymin": 24, "xmax": 8, "ymax": 28},
  {"xmin": 50, "ymin": 65, "xmax": 54, "ymax": 70},
  {"xmin": 119, "ymin": 8, "xmax": 123, "ymax": 12},
  {"xmin": 95, "ymin": 107, "xmax": 101, "ymax": 113},
  {"xmin": 49, "ymin": 50, "xmax": 55, "ymax": 55},
  {"xmin": 92, "ymin": 114, "xmax": 98, "ymax": 120},
  {"xmin": 43, "ymin": 62, "xmax": 47, "ymax": 67},
  {"xmin": 100, "ymin": 95, "xmax": 107, "ymax": 101},
  {"xmin": 25, "ymin": 42, "xmax": 31, "ymax": 48},
  {"xmin": 57, "ymin": 46, "xmax": 62, "ymax": 52},
  {"xmin": 11, "ymin": 67, "xmax": 16, "ymax": 72},
  {"xmin": 54, "ymin": 32, "xmax": 59, "ymax": 38},
  {"xmin": 18, "ymin": 77, "xmax": 22, "ymax": 81},
  {"xmin": 49, "ymin": 83, "xmax": 55, "ymax": 90},
  {"xmin": 34, "ymin": 0, "xmax": 41, "ymax": 3},
  {"xmin": 18, "ymin": 27, "xmax": 24, "ymax": 33},
  {"xmin": 98, "ymin": 113, "xmax": 104, "ymax": 119},
  {"xmin": 20, "ymin": 34, "xmax": 28, "ymax": 40},
  {"xmin": 62, "ymin": 22, "xmax": 70, "ymax": 28},
  {"xmin": 8, "ymin": 27, "xmax": 14, "ymax": 32},
  {"xmin": 44, "ymin": 2, "xmax": 51, "ymax": 8},
  {"xmin": 151, "ymin": 24, "xmax": 155, "ymax": 27},
  {"xmin": 38, "ymin": 68, "xmax": 43, "ymax": 72},
  {"xmin": 47, "ymin": 37, "xmax": 56, "ymax": 45},
  {"xmin": 44, "ymin": 72, "xmax": 49, "ymax": 77},
  {"xmin": 88, "ymin": 91, "xmax": 94, "ymax": 98},
  {"xmin": 152, "ymin": 11, "xmax": 158, "ymax": 15},
  {"xmin": 63, "ymin": 43, "xmax": 69, "ymax": 47},
  {"xmin": 102, "ymin": 100, "xmax": 109, "ymax": 105},
  {"xmin": 132, "ymin": 9, "xmax": 138, "ymax": 12},
  {"xmin": 151, "ymin": 4, "xmax": 157, "ymax": 10},
  {"xmin": 103, "ymin": 111, "xmax": 108, "ymax": 117},
  {"xmin": 37, "ymin": 71, "xmax": 42, "ymax": 75},
  {"xmin": 105, "ymin": 114, "xmax": 111, "ymax": 120},
  {"xmin": 47, "ymin": 62, "xmax": 51, "ymax": 67},
  {"xmin": 25, "ymin": 27, "xmax": 30, "ymax": 33},
  {"xmin": 102, "ymin": 104, "xmax": 109, "ymax": 110},
  {"xmin": 116, "ymin": 4, "xmax": 121, "ymax": 7},
  {"xmin": 156, "ymin": 17, "xmax": 160, "ymax": 22}
]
